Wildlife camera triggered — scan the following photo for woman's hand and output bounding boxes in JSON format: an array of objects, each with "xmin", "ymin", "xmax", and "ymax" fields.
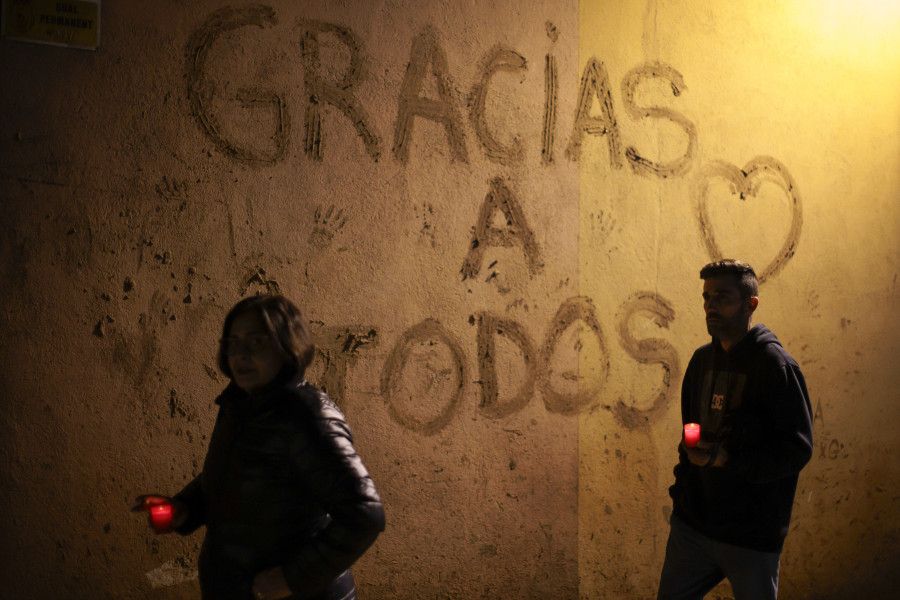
[
  {"xmin": 130, "ymin": 494, "xmax": 188, "ymax": 532},
  {"xmin": 251, "ymin": 567, "xmax": 293, "ymax": 600}
]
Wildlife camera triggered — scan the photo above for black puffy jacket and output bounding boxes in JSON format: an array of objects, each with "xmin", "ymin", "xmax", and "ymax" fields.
[{"xmin": 174, "ymin": 377, "xmax": 385, "ymax": 599}]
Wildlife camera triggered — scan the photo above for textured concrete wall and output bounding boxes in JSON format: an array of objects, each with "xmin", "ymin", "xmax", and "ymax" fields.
[{"xmin": 0, "ymin": 1, "xmax": 897, "ymax": 598}]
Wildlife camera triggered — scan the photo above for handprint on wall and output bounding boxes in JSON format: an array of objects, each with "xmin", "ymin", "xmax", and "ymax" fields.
[
  {"xmin": 308, "ymin": 205, "xmax": 348, "ymax": 250},
  {"xmin": 590, "ymin": 210, "xmax": 617, "ymax": 247}
]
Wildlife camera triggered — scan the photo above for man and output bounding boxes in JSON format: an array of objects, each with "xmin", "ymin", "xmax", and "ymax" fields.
[{"xmin": 657, "ymin": 260, "xmax": 813, "ymax": 600}]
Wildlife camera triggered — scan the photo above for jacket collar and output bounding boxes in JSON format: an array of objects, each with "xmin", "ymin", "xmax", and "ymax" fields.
[{"xmin": 215, "ymin": 374, "xmax": 307, "ymax": 416}]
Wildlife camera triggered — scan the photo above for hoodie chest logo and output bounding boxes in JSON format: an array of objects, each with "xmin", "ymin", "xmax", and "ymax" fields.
[{"xmin": 711, "ymin": 393, "xmax": 725, "ymax": 410}]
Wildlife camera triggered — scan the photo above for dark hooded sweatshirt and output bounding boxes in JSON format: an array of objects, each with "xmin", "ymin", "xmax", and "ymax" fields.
[{"xmin": 669, "ymin": 324, "xmax": 813, "ymax": 553}]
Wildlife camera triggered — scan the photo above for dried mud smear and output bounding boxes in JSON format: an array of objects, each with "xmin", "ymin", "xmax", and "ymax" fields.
[
  {"xmin": 460, "ymin": 178, "xmax": 543, "ymax": 282},
  {"xmin": 393, "ymin": 26, "xmax": 468, "ymax": 163},
  {"xmin": 621, "ymin": 62, "xmax": 697, "ymax": 179},
  {"xmin": 298, "ymin": 20, "xmax": 381, "ymax": 161},
  {"xmin": 380, "ymin": 319, "xmax": 466, "ymax": 435},
  {"xmin": 185, "ymin": 5, "xmax": 290, "ymax": 166},
  {"xmin": 613, "ymin": 291, "xmax": 680, "ymax": 429},
  {"xmin": 467, "ymin": 44, "xmax": 527, "ymax": 166},
  {"xmin": 476, "ymin": 312, "xmax": 537, "ymax": 418},
  {"xmin": 696, "ymin": 156, "xmax": 803, "ymax": 284},
  {"xmin": 565, "ymin": 57, "xmax": 622, "ymax": 167}
]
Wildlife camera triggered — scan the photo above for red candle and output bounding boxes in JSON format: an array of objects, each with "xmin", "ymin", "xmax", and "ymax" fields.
[
  {"xmin": 684, "ymin": 423, "xmax": 701, "ymax": 447},
  {"xmin": 150, "ymin": 503, "xmax": 173, "ymax": 533}
]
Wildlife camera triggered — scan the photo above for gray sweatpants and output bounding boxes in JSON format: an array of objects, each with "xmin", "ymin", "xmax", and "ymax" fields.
[{"xmin": 657, "ymin": 515, "xmax": 781, "ymax": 600}]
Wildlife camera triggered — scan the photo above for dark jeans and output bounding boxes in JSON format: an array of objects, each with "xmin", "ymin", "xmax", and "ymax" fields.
[{"xmin": 657, "ymin": 515, "xmax": 781, "ymax": 600}]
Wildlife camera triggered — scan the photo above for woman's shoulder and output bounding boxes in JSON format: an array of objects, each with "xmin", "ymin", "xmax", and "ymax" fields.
[
  {"xmin": 267, "ymin": 383, "xmax": 357, "ymax": 462},
  {"xmin": 275, "ymin": 381, "xmax": 351, "ymax": 433}
]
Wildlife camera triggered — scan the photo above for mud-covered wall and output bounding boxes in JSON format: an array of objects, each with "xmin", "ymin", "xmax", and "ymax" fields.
[{"xmin": 1, "ymin": 1, "xmax": 898, "ymax": 598}]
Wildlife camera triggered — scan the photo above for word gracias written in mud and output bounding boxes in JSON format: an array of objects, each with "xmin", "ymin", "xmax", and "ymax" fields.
[
  {"xmin": 185, "ymin": 6, "xmax": 802, "ymax": 283},
  {"xmin": 185, "ymin": 6, "xmax": 803, "ymax": 434},
  {"xmin": 186, "ymin": 5, "xmax": 695, "ymax": 176}
]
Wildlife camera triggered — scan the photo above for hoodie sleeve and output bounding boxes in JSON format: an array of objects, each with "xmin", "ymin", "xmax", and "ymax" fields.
[
  {"xmin": 725, "ymin": 361, "xmax": 814, "ymax": 484},
  {"xmin": 172, "ymin": 475, "xmax": 207, "ymax": 535},
  {"xmin": 672, "ymin": 352, "xmax": 699, "ymax": 481},
  {"xmin": 280, "ymin": 396, "xmax": 385, "ymax": 598}
]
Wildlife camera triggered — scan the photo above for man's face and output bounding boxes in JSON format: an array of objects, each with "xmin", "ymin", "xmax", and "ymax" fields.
[{"xmin": 702, "ymin": 276, "xmax": 754, "ymax": 345}]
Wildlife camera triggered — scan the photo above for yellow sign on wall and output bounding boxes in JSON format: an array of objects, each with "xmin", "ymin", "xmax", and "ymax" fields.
[{"xmin": 2, "ymin": 0, "xmax": 100, "ymax": 50}]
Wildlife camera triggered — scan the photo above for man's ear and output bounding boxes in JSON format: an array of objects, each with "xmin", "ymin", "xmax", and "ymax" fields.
[{"xmin": 747, "ymin": 296, "xmax": 759, "ymax": 314}]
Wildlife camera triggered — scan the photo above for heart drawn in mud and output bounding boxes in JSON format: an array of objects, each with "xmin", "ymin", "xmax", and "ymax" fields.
[{"xmin": 695, "ymin": 156, "xmax": 802, "ymax": 284}]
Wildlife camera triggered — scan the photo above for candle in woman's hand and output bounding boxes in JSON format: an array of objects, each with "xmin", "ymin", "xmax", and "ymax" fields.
[
  {"xmin": 684, "ymin": 423, "xmax": 701, "ymax": 447},
  {"xmin": 150, "ymin": 503, "xmax": 173, "ymax": 533}
]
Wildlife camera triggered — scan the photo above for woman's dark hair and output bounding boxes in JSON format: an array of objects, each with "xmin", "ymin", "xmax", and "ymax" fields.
[{"xmin": 217, "ymin": 295, "xmax": 316, "ymax": 380}]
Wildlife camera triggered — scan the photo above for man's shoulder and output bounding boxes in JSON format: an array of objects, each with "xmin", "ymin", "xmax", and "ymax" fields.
[
  {"xmin": 754, "ymin": 338, "xmax": 801, "ymax": 371},
  {"xmin": 689, "ymin": 341, "xmax": 716, "ymax": 360},
  {"xmin": 683, "ymin": 342, "xmax": 716, "ymax": 377},
  {"xmin": 745, "ymin": 324, "xmax": 798, "ymax": 364}
]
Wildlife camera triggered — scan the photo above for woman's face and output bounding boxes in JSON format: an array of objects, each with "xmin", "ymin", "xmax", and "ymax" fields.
[{"xmin": 225, "ymin": 311, "xmax": 286, "ymax": 395}]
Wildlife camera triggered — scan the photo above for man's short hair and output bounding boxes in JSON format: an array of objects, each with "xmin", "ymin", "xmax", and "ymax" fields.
[
  {"xmin": 218, "ymin": 294, "xmax": 316, "ymax": 380},
  {"xmin": 700, "ymin": 259, "xmax": 759, "ymax": 299}
]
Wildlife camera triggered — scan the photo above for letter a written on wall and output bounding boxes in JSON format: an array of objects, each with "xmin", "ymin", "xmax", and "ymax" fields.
[
  {"xmin": 394, "ymin": 26, "xmax": 468, "ymax": 163},
  {"xmin": 2, "ymin": 0, "xmax": 100, "ymax": 50},
  {"xmin": 461, "ymin": 178, "xmax": 543, "ymax": 281}
]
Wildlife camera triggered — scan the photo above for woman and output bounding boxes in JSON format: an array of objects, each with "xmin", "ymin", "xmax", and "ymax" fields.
[{"xmin": 133, "ymin": 295, "xmax": 385, "ymax": 600}]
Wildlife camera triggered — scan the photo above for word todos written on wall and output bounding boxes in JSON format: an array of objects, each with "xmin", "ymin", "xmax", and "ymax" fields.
[{"xmin": 185, "ymin": 5, "xmax": 803, "ymax": 434}]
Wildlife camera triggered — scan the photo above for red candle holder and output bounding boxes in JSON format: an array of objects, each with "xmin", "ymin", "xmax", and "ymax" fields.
[
  {"xmin": 684, "ymin": 423, "xmax": 701, "ymax": 447},
  {"xmin": 150, "ymin": 503, "xmax": 173, "ymax": 533}
]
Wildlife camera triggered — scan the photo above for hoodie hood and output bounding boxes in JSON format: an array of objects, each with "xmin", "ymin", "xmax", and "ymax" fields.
[{"xmin": 718, "ymin": 323, "xmax": 781, "ymax": 357}]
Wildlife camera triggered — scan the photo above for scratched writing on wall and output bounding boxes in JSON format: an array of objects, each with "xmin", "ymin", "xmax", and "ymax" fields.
[{"xmin": 182, "ymin": 6, "xmax": 804, "ymax": 434}]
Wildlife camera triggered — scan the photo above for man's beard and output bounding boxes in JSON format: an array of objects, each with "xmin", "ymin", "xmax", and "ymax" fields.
[{"xmin": 706, "ymin": 315, "xmax": 740, "ymax": 341}]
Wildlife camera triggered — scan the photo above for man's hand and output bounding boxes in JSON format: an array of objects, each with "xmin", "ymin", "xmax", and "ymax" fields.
[
  {"xmin": 130, "ymin": 495, "xmax": 188, "ymax": 531},
  {"xmin": 252, "ymin": 567, "xmax": 293, "ymax": 600},
  {"xmin": 682, "ymin": 440, "xmax": 729, "ymax": 467}
]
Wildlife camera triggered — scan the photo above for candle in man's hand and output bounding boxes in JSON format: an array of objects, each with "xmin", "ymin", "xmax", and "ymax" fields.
[
  {"xmin": 150, "ymin": 503, "xmax": 173, "ymax": 533},
  {"xmin": 684, "ymin": 423, "xmax": 701, "ymax": 447}
]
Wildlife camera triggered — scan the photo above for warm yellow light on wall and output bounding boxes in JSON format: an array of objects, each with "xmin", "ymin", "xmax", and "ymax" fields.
[{"xmin": 805, "ymin": 0, "xmax": 900, "ymax": 64}]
